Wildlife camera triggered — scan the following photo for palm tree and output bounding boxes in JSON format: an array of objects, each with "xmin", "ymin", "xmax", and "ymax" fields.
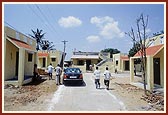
[
  {"xmin": 41, "ymin": 40, "xmax": 55, "ymax": 50},
  {"xmin": 29, "ymin": 28, "xmax": 45, "ymax": 50}
]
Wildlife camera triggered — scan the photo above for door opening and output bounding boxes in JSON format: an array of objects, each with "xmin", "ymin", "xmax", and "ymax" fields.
[
  {"xmin": 154, "ymin": 58, "xmax": 160, "ymax": 85},
  {"xmin": 15, "ymin": 51, "xmax": 19, "ymax": 76}
]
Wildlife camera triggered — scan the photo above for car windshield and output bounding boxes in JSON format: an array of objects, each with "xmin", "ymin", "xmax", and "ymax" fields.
[{"xmin": 65, "ymin": 68, "xmax": 81, "ymax": 73}]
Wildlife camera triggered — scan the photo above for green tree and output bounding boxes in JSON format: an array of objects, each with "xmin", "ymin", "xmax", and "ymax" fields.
[
  {"xmin": 29, "ymin": 29, "xmax": 55, "ymax": 50},
  {"xmin": 128, "ymin": 43, "xmax": 140, "ymax": 57},
  {"xmin": 29, "ymin": 28, "xmax": 45, "ymax": 50},
  {"xmin": 101, "ymin": 48, "xmax": 120, "ymax": 58},
  {"xmin": 41, "ymin": 40, "xmax": 55, "ymax": 50}
]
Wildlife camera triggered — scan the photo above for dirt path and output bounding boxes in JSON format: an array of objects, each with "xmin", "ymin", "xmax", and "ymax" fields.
[
  {"xmin": 4, "ymin": 76, "xmax": 57, "ymax": 111},
  {"xmin": 3, "ymin": 73, "xmax": 164, "ymax": 112}
]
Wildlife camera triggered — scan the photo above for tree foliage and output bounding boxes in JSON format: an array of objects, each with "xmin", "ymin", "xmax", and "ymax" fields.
[
  {"xmin": 128, "ymin": 43, "xmax": 141, "ymax": 57},
  {"xmin": 29, "ymin": 28, "xmax": 55, "ymax": 51},
  {"xmin": 101, "ymin": 48, "xmax": 120, "ymax": 58},
  {"xmin": 29, "ymin": 28, "xmax": 45, "ymax": 50}
]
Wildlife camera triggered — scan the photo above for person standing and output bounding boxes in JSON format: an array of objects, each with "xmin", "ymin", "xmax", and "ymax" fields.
[
  {"xmin": 89, "ymin": 64, "xmax": 93, "ymax": 71},
  {"xmin": 33, "ymin": 64, "xmax": 39, "ymax": 81},
  {"xmin": 47, "ymin": 63, "xmax": 54, "ymax": 80},
  {"xmin": 55, "ymin": 64, "xmax": 62, "ymax": 85},
  {"xmin": 103, "ymin": 67, "xmax": 111, "ymax": 90},
  {"xmin": 93, "ymin": 66, "xmax": 101, "ymax": 89}
]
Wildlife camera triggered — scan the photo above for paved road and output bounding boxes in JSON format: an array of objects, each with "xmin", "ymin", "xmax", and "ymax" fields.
[{"xmin": 46, "ymin": 73, "xmax": 126, "ymax": 112}]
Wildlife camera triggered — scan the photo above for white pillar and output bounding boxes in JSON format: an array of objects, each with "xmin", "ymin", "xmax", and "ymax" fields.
[
  {"xmin": 146, "ymin": 56, "xmax": 154, "ymax": 91},
  {"xmin": 18, "ymin": 48, "xmax": 25, "ymax": 85},
  {"xmin": 45, "ymin": 57, "xmax": 48, "ymax": 68},
  {"xmin": 130, "ymin": 57, "xmax": 134, "ymax": 83}
]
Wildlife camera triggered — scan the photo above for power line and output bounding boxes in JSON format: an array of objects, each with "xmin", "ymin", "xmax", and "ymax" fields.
[
  {"xmin": 27, "ymin": 4, "xmax": 56, "ymax": 39},
  {"xmin": 4, "ymin": 21, "xmax": 19, "ymax": 32},
  {"xmin": 28, "ymin": 5, "xmax": 46, "ymax": 25},
  {"xmin": 35, "ymin": 4, "xmax": 64, "ymax": 40},
  {"xmin": 46, "ymin": 5, "xmax": 64, "ymax": 39},
  {"xmin": 28, "ymin": 5, "xmax": 57, "ymax": 39},
  {"xmin": 27, "ymin": 4, "xmax": 62, "ymax": 49},
  {"xmin": 4, "ymin": 21, "xmax": 32, "ymax": 39}
]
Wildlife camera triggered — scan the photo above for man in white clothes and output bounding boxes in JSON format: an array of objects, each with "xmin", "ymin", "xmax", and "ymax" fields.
[
  {"xmin": 94, "ymin": 66, "xmax": 101, "ymax": 89},
  {"xmin": 103, "ymin": 67, "xmax": 111, "ymax": 90},
  {"xmin": 47, "ymin": 63, "xmax": 54, "ymax": 80},
  {"xmin": 55, "ymin": 64, "xmax": 62, "ymax": 85}
]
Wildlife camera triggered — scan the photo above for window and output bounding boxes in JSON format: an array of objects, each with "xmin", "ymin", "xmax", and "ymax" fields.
[
  {"xmin": 28, "ymin": 53, "xmax": 33, "ymax": 62},
  {"xmin": 116, "ymin": 60, "xmax": 118, "ymax": 66},
  {"xmin": 51, "ymin": 58, "xmax": 56, "ymax": 62},
  {"xmin": 78, "ymin": 60, "xmax": 84, "ymax": 65}
]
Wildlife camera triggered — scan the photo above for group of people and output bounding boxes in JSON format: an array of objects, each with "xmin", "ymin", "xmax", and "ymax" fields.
[
  {"xmin": 93, "ymin": 66, "xmax": 112, "ymax": 90},
  {"xmin": 34, "ymin": 63, "xmax": 112, "ymax": 89},
  {"xmin": 47, "ymin": 63, "xmax": 62, "ymax": 85},
  {"xmin": 33, "ymin": 63, "xmax": 62, "ymax": 85}
]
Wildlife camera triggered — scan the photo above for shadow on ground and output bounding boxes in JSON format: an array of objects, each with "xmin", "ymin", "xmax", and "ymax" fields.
[
  {"xmin": 64, "ymin": 81, "xmax": 86, "ymax": 87},
  {"xmin": 24, "ymin": 77, "xmax": 47, "ymax": 86},
  {"xmin": 96, "ymin": 87, "xmax": 115, "ymax": 90}
]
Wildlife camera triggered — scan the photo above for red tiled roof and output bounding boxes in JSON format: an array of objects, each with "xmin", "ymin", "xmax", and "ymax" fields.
[
  {"xmin": 121, "ymin": 56, "xmax": 129, "ymax": 60},
  {"xmin": 9, "ymin": 37, "xmax": 33, "ymax": 50},
  {"xmin": 38, "ymin": 52, "xmax": 49, "ymax": 57},
  {"xmin": 134, "ymin": 44, "xmax": 164, "ymax": 57}
]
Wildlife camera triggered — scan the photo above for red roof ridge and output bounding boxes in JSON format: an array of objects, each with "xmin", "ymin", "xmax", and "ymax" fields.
[
  {"xmin": 134, "ymin": 44, "xmax": 164, "ymax": 57},
  {"xmin": 38, "ymin": 52, "xmax": 49, "ymax": 57},
  {"xmin": 8, "ymin": 36, "xmax": 28, "ymax": 45},
  {"xmin": 8, "ymin": 36, "xmax": 33, "ymax": 50}
]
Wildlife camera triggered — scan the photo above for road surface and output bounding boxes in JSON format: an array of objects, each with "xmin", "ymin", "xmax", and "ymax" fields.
[{"xmin": 46, "ymin": 73, "xmax": 127, "ymax": 112}]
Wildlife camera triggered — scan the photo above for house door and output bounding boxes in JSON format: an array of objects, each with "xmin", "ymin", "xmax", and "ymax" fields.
[
  {"xmin": 153, "ymin": 58, "xmax": 160, "ymax": 85},
  {"xmin": 42, "ymin": 58, "xmax": 46, "ymax": 67},
  {"xmin": 86, "ymin": 60, "xmax": 91, "ymax": 70},
  {"xmin": 125, "ymin": 61, "xmax": 129, "ymax": 71},
  {"xmin": 15, "ymin": 51, "xmax": 19, "ymax": 76}
]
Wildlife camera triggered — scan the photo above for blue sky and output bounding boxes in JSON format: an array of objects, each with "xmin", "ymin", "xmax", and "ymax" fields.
[{"xmin": 4, "ymin": 3, "xmax": 164, "ymax": 60}]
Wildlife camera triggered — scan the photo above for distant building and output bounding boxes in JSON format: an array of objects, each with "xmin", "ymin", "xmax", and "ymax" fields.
[
  {"xmin": 4, "ymin": 26, "xmax": 37, "ymax": 86},
  {"xmin": 37, "ymin": 50, "xmax": 63, "ymax": 69},
  {"xmin": 113, "ymin": 53, "xmax": 129, "ymax": 72},
  {"xmin": 71, "ymin": 52, "xmax": 100, "ymax": 72},
  {"xmin": 71, "ymin": 51, "xmax": 112, "ymax": 72}
]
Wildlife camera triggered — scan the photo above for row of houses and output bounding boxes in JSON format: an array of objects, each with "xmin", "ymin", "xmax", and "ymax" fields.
[
  {"xmin": 4, "ymin": 26, "xmax": 64, "ymax": 86},
  {"xmin": 71, "ymin": 51, "xmax": 129, "ymax": 73},
  {"xmin": 3, "ymin": 26, "xmax": 165, "ymax": 91},
  {"xmin": 70, "ymin": 34, "xmax": 165, "ymax": 91}
]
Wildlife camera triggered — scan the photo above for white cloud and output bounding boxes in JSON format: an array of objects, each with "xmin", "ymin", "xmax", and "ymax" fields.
[
  {"xmin": 100, "ymin": 23, "xmax": 124, "ymax": 39},
  {"xmin": 90, "ymin": 16, "xmax": 124, "ymax": 39},
  {"xmin": 140, "ymin": 28, "xmax": 151, "ymax": 34},
  {"xmin": 58, "ymin": 16, "xmax": 82, "ymax": 28},
  {"xmin": 90, "ymin": 16, "xmax": 114, "ymax": 27},
  {"xmin": 86, "ymin": 35, "xmax": 101, "ymax": 43},
  {"xmin": 146, "ymin": 28, "xmax": 151, "ymax": 33}
]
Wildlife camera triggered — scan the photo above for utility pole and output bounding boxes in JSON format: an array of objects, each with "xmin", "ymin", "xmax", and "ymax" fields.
[{"xmin": 62, "ymin": 40, "xmax": 68, "ymax": 69}]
